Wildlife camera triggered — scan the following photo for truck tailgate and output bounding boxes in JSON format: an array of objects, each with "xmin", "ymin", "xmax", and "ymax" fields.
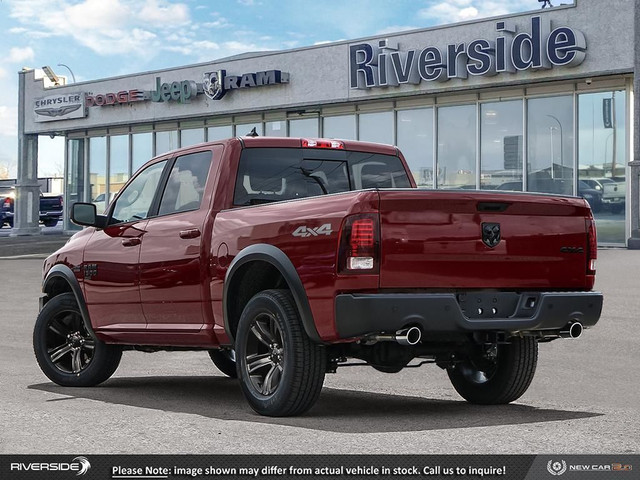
[{"xmin": 378, "ymin": 190, "xmax": 593, "ymax": 290}]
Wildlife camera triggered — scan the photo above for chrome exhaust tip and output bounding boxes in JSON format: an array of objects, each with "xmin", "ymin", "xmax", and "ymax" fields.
[
  {"xmin": 560, "ymin": 321, "xmax": 583, "ymax": 339},
  {"xmin": 395, "ymin": 326, "xmax": 422, "ymax": 346}
]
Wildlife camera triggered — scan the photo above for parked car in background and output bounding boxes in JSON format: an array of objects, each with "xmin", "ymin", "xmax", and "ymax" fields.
[
  {"xmin": 0, "ymin": 186, "xmax": 16, "ymax": 228},
  {"xmin": 92, "ymin": 192, "xmax": 116, "ymax": 213},
  {"xmin": 496, "ymin": 179, "xmax": 602, "ymax": 212},
  {"xmin": 0, "ymin": 188, "xmax": 63, "ymax": 228}
]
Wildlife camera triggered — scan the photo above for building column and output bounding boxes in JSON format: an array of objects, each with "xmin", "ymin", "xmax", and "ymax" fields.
[
  {"xmin": 629, "ymin": 0, "xmax": 640, "ymax": 248},
  {"xmin": 11, "ymin": 70, "xmax": 41, "ymax": 236}
]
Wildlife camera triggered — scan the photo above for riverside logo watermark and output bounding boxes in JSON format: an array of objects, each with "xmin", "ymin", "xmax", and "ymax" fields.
[
  {"xmin": 10, "ymin": 456, "xmax": 91, "ymax": 476},
  {"xmin": 547, "ymin": 458, "xmax": 632, "ymax": 475}
]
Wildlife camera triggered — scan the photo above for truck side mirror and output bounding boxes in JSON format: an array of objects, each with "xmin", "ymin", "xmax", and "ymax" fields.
[{"xmin": 71, "ymin": 202, "xmax": 107, "ymax": 229}]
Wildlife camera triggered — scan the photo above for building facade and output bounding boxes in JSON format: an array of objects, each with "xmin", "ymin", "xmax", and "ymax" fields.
[{"xmin": 16, "ymin": 0, "xmax": 637, "ymax": 245}]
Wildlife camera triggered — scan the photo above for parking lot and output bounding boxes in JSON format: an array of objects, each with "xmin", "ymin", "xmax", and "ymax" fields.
[{"xmin": 0, "ymin": 247, "xmax": 638, "ymax": 455}]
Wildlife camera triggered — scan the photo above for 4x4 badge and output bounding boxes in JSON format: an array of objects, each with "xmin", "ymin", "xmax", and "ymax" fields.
[{"xmin": 482, "ymin": 223, "xmax": 501, "ymax": 248}]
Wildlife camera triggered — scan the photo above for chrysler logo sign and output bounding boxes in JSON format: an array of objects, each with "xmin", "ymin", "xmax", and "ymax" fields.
[
  {"xmin": 349, "ymin": 16, "xmax": 586, "ymax": 89},
  {"xmin": 34, "ymin": 93, "xmax": 86, "ymax": 122}
]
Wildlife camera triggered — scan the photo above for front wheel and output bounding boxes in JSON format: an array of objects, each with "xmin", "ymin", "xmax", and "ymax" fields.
[
  {"xmin": 33, "ymin": 293, "xmax": 122, "ymax": 387},
  {"xmin": 447, "ymin": 337, "xmax": 538, "ymax": 404},
  {"xmin": 235, "ymin": 289, "xmax": 326, "ymax": 416}
]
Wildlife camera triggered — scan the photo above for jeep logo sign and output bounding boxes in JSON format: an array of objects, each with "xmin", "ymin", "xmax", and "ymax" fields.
[{"xmin": 349, "ymin": 16, "xmax": 586, "ymax": 89}]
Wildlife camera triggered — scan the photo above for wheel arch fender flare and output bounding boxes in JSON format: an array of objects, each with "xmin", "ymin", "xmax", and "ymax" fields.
[
  {"xmin": 223, "ymin": 244, "xmax": 322, "ymax": 344},
  {"xmin": 42, "ymin": 264, "xmax": 96, "ymax": 340}
]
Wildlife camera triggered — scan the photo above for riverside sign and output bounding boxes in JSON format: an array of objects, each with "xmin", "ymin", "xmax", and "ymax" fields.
[{"xmin": 349, "ymin": 16, "xmax": 587, "ymax": 89}]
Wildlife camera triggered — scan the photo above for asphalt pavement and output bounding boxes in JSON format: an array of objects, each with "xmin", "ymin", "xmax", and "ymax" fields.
[{"xmin": 0, "ymin": 247, "xmax": 638, "ymax": 455}]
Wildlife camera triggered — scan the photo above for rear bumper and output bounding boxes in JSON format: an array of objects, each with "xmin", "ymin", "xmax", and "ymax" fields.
[
  {"xmin": 39, "ymin": 210, "xmax": 62, "ymax": 218},
  {"xmin": 335, "ymin": 291, "xmax": 603, "ymax": 339}
]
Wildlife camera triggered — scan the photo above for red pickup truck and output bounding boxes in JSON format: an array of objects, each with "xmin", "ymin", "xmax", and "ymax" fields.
[{"xmin": 34, "ymin": 137, "xmax": 602, "ymax": 416}]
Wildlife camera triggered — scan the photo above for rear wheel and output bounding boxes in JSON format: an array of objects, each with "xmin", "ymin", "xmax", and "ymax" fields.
[
  {"xmin": 33, "ymin": 293, "xmax": 122, "ymax": 387},
  {"xmin": 447, "ymin": 337, "xmax": 538, "ymax": 404},
  {"xmin": 208, "ymin": 349, "xmax": 237, "ymax": 378},
  {"xmin": 43, "ymin": 219, "xmax": 58, "ymax": 227},
  {"xmin": 235, "ymin": 289, "xmax": 326, "ymax": 416}
]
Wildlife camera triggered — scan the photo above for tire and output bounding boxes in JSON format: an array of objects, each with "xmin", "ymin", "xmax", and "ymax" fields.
[
  {"xmin": 208, "ymin": 349, "xmax": 238, "ymax": 378},
  {"xmin": 43, "ymin": 219, "xmax": 58, "ymax": 227},
  {"xmin": 235, "ymin": 289, "xmax": 326, "ymax": 416},
  {"xmin": 33, "ymin": 293, "xmax": 122, "ymax": 387},
  {"xmin": 447, "ymin": 337, "xmax": 538, "ymax": 405}
]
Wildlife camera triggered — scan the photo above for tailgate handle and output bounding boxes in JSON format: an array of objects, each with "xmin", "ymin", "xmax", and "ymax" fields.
[
  {"xmin": 477, "ymin": 202, "xmax": 510, "ymax": 212},
  {"xmin": 179, "ymin": 228, "xmax": 201, "ymax": 239},
  {"xmin": 121, "ymin": 238, "xmax": 141, "ymax": 247}
]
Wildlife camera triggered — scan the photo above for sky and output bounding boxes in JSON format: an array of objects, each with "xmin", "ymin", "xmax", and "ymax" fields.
[{"xmin": 0, "ymin": 0, "xmax": 566, "ymax": 179}]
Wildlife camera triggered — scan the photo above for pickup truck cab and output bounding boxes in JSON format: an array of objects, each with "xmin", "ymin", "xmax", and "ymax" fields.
[{"xmin": 34, "ymin": 137, "xmax": 602, "ymax": 416}]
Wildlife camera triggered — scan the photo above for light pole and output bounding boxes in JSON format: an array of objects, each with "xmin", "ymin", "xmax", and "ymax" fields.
[
  {"xmin": 57, "ymin": 63, "xmax": 76, "ymax": 83},
  {"xmin": 546, "ymin": 114, "xmax": 564, "ymax": 179},
  {"xmin": 604, "ymin": 132, "xmax": 614, "ymax": 174},
  {"xmin": 549, "ymin": 126, "xmax": 556, "ymax": 179}
]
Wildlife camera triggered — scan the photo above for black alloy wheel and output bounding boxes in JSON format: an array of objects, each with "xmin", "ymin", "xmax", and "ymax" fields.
[
  {"xmin": 235, "ymin": 289, "xmax": 326, "ymax": 417},
  {"xmin": 33, "ymin": 293, "xmax": 122, "ymax": 386}
]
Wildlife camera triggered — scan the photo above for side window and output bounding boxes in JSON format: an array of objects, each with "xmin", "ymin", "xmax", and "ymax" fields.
[
  {"xmin": 158, "ymin": 151, "xmax": 212, "ymax": 216},
  {"xmin": 111, "ymin": 160, "xmax": 167, "ymax": 224},
  {"xmin": 350, "ymin": 155, "xmax": 412, "ymax": 190}
]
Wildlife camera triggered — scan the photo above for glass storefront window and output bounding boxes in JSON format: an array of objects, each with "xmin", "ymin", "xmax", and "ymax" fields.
[
  {"xmin": 235, "ymin": 123, "xmax": 263, "ymax": 137},
  {"xmin": 155, "ymin": 130, "xmax": 178, "ymax": 156},
  {"xmin": 132, "ymin": 132, "xmax": 152, "ymax": 173},
  {"xmin": 397, "ymin": 108, "xmax": 434, "ymax": 188},
  {"xmin": 579, "ymin": 90, "xmax": 627, "ymax": 244},
  {"xmin": 207, "ymin": 125, "xmax": 232, "ymax": 141},
  {"xmin": 289, "ymin": 118, "xmax": 319, "ymax": 137},
  {"xmin": 265, "ymin": 121, "xmax": 286, "ymax": 137},
  {"xmin": 528, "ymin": 96, "xmax": 573, "ymax": 195},
  {"xmin": 109, "ymin": 135, "xmax": 129, "ymax": 206},
  {"xmin": 481, "ymin": 100, "xmax": 523, "ymax": 190},
  {"xmin": 359, "ymin": 111, "xmax": 393, "ymax": 145},
  {"xmin": 437, "ymin": 104, "xmax": 476, "ymax": 189},
  {"xmin": 65, "ymin": 138, "xmax": 85, "ymax": 230},
  {"xmin": 180, "ymin": 128, "xmax": 204, "ymax": 147},
  {"xmin": 89, "ymin": 137, "xmax": 107, "ymax": 212},
  {"xmin": 323, "ymin": 115, "xmax": 356, "ymax": 140}
]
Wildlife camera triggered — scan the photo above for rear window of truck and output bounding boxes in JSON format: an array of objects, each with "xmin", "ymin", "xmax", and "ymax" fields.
[{"xmin": 234, "ymin": 148, "xmax": 411, "ymax": 206}]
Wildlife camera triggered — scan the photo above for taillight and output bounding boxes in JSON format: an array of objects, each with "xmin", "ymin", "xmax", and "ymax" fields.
[
  {"xmin": 338, "ymin": 214, "xmax": 379, "ymax": 274},
  {"xmin": 302, "ymin": 138, "xmax": 344, "ymax": 149},
  {"xmin": 586, "ymin": 216, "xmax": 597, "ymax": 275},
  {"xmin": 3, "ymin": 198, "xmax": 11, "ymax": 209}
]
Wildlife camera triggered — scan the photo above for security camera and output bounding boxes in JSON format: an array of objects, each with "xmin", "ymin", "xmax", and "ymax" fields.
[{"xmin": 585, "ymin": 78, "xmax": 592, "ymax": 85}]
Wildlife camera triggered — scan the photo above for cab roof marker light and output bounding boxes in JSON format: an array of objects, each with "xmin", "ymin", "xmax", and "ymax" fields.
[{"xmin": 302, "ymin": 138, "xmax": 345, "ymax": 149}]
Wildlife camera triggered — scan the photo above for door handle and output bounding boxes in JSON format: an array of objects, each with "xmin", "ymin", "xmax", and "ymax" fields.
[
  {"xmin": 179, "ymin": 228, "xmax": 201, "ymax": 239},
  {"xmin": 121, "ymin": 238, "xmax": 141, "ymax": 247}
]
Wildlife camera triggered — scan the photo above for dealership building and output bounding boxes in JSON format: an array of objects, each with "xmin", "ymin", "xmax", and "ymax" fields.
[{"xmin": 15, "ymin": 0, "xmax": 640, "ymax": 246}]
